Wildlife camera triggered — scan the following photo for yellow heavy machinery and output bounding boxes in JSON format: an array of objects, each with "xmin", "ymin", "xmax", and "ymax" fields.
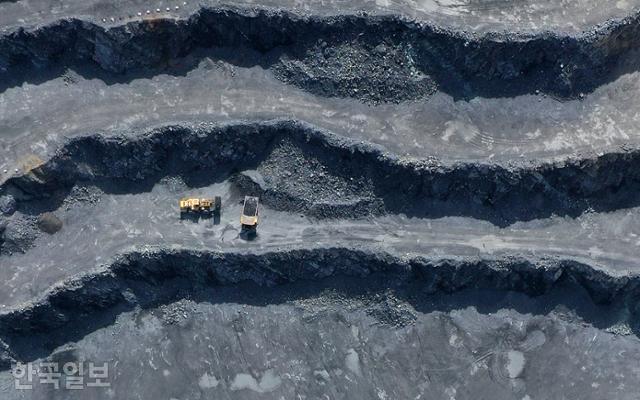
[
  {"xmin": 179, "ymin": 196, "xmax": 221, "ymax": 218},
  {"xmin": 240, "ymin": 196, "xmax": 259, "ymax": 232}
]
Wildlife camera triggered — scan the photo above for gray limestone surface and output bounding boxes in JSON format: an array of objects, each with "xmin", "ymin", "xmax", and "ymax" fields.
[{"xmin": 1, "ymin": 0, "xmax": 640, "ymax": 399}]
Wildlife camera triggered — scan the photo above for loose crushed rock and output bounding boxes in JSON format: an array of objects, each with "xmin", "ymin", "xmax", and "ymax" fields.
[
  {"xmin": 0, "ymin": 215, "xmax": 39, "ymax": 254},
  {"xmin": 0, "ymin": 195, "xmax": 16, "ymax": 216},
  {"xmin": 274, "ymin": 38, "xmax": 437, "ymax": 104}
]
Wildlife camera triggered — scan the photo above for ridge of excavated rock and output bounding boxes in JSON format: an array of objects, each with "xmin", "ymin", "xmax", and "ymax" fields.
[
  {"xmin": 2, "ymin": 120, "xmax": 640, "ymax": 230},
  {"xmin": 0, "ymin": 245, "xmax": 638, "ymax": 368},
  {"xmin": 2, "ymin": 6, "xmax": 640, "ymax": 101}
]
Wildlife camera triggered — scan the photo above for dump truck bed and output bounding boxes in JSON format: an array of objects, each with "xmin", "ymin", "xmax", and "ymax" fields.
[
  {"xmin": 240, "ymin": 196, "xmax": 259, "ymax": 227},
  {"xmin": 243, "ymin": 197, "xmax": 258, "ymax": 216}
]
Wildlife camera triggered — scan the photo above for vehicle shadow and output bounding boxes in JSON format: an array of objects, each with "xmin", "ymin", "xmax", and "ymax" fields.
[
  {"xmin": 180, "ymin": 212, "xmax": 221, "ymax": 225},
  {"xmin": 239, "ymin": 228, "xmax": 257, "ymax": 241}
]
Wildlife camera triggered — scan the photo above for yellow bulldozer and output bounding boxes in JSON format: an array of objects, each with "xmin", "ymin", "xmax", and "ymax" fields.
[{"xmin": 179, "ymin": 196, "xmax": 221, "ymax": 218}]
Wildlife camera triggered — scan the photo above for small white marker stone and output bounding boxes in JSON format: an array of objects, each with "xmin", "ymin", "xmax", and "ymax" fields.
[{"xmin": 137, "ymin": 12, "xmax": 142, "ymax": 16}]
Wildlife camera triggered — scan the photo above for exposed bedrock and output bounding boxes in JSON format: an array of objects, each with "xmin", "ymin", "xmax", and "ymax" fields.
[
  {"xmin": 3, "ymin": 120, "xmax": 640, "ymax": 227},
  {"xmin": 2, "ymin": 6, "xmax": 640, "ymax": 101},
  {"xmin": 0, "ymin": 247, "xmax": 639, "ymax": 369}
]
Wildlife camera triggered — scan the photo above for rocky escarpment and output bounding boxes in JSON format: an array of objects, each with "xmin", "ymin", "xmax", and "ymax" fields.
[
  {"xmin": 2, "ymin": 6, "xmax": 640, "ymax": 102},
  {"xmin": 3, "ymin": 120, "xmax": 640, "ymax": 228},
  {"xmin": 0, "ymin": 246, "xmax": 638, "ymax": 368}
]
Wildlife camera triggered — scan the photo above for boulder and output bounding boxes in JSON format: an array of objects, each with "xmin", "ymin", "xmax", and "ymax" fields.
[{"xmin": 37, "ymin": 212, "xmax": 63, "ymax": 234}]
